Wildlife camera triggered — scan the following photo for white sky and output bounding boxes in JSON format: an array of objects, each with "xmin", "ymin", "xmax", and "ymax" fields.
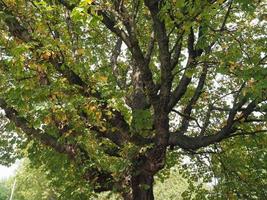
[{"xmin": 0, "ymin": 161, "xmax": 20, "ymax": 180}]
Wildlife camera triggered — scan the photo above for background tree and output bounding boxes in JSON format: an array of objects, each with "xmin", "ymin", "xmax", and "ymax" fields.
[
  {"xmin": 2, "ymin": 160, "xmax": 58, "ymax": 200},
  {"xmin": 0, "ymin": 0, "xmax": 266, "ymax": 199},
  {"xmin": 0, "ymin": 180, "xmax": 9, "ymax": 200}
]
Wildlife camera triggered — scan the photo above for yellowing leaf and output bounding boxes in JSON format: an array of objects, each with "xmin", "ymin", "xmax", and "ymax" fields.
[
  {"xmin": 56, "ymin": 112, "xmax": 67, "ymax": 122},
  {"xmin": 247, "ymin": 78, "xmax": 254, "ymax": 87},
  {"xmin": 76, "ymin": 48, "xmax": 85, "ymax": 56},
  {"xmin": 99, "ymin": 75, "xmax": 108, "ymax": 82},
  {"xmin": 41, "ymin": 51, "xmax": 55, "ymax": 60},
  {"xmin": 95, "ymin": 111, "xmax": 102, "ymax": 120},
  {"xmin": 65, "ymin": 130, "xmax": 73, "ymax": 137},
  {"xmin": 111, "ymin": 127, "xmax": 117, "ymax": 132},
  {"xmin": 99, "ymin": 126, "xmax": 107, "ymax": 132},
  {"xmin": 44, "ymin": 116, "xmax": 52, "ymax": 124},
  {"xmin": 81, "ymin": 0, "xmax": 93, "ymax": 6}
]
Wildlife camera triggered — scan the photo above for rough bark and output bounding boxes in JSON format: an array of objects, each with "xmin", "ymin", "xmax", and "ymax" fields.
[
  {"xmin": 121, "ymin": 171, "xmax": 154, "ymax": 200},
  {"xmin": 131, "ymin": 172, "xmax": 154, "ymax": 200}
]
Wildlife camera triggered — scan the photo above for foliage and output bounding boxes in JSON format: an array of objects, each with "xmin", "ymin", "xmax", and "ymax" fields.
[
  {"xmin": 0, "ymin": 0, "xmax": 266, "ymax": 199},
  {"xmin": 154, "ymin": 168, "xmax": 188, "ymax": 200},
  {"xmin": 208, "ymin": 135, "xmax": 267, "ymax": 199},
  {"xmin": 4, "ymin": 160, "xmax": 58, "ymax": 200},
  {"xmin": 0, "ymin": 180, "xmax": 9, "ymax": 200},
  {"xmin": 0, "ymin": 114, "xmax": 25, "ymax": 166},
  {"xmin": 173, "ymin": 134, "xmax": 267, "ymax": 200}
]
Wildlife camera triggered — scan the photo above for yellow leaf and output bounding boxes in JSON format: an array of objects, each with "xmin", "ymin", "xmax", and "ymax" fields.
[
  {"xmin": 95, "ymin": 111, "xmax": 102, "ymax": 120},
  {"xmin": 44, "ymin": 116, "xmax": 52, "ymax": 124},
  {"xmin": 41, "ymin": 51, "xmax": 52, "ymax": 60},
  {"xmin": 106, "ymin": 110, "xmax": 113, "ymax": 118},
  {"xmin": 247, "ymin": 78, "xmax": 254, "ymax": 87},
  {"xmin": 111, "ymin": 127, "xmax": 117, "ymax": 132},
  {"xmin": 56, "ymin": 112, "xmax": 67, "ymax": 122},
  {"xmin": 90, "ymin": 105, "xmax": 97, "ymax": 111},
  {"xmin": 100, "ymin": 126, "xmax": 107, "ymax": 132},
  {"xmin": 99, "ymin": 75, "xmax": 108, "ymax": 82},
  {"xmin": 81, "ymin": 0, "xmax": 93, "ymax": 5},
  {"xmin": 65, "ymin": 130, "xmax": 73, "ymax": 137},
  {"xmin": 76, "ymin": 48, "xmax": 85, "ymax": 56}
]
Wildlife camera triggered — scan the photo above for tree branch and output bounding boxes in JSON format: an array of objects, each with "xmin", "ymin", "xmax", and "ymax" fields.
[
  {"xmin": 144, "ymin": 0, "xmax": 172, "ymax": 109},
  {"xmin": 168, "ymin": 28, "xmax": 199, "ymax": 110},
  {"xmin": 0, "ymin": 98, "xmax": 116, "ymax": 191},
  {"xmin": 0, "ymin": 98, "xmax": 76, "ymax": 157},
  {"xmin": 168, "ymin": 99, "xmax": 259, "ymax": 150},
  {"xmin": 145, "ymin": 31, "xmax": 155, "ymax": 62},
  {"xmin": 170, "ymin": 33, "xmax": 184, "ymax": 70},
  {"xmin": 178, "ymin": 64, "xmax": 209, "ymax": 134}
]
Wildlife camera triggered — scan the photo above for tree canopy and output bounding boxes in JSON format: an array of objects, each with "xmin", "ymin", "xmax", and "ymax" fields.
[{"xmin": 0, "ymin": 0, "xmax": 266, "ymax": 199}]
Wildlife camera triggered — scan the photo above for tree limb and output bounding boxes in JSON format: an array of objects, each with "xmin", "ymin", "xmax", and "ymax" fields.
[
  {"xmin": 168, "ymin": 100, "xmax": 258, "ymax": 150},
  {"xmin": 178, "ymin": 64, "xmax": 209, "ymax": 134},
  {"xmin": 0, "ymin": 98, "xmax": 77, "ymax": 157}
]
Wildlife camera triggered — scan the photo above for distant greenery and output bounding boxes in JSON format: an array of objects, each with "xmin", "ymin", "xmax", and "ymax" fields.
[
  {"xmin": 0, "ymin": 160, "xmax": 58, "ymax": 200},
  {"xmin": 0, "ymin": 181, "xmax": 9, "ymax": 200}
]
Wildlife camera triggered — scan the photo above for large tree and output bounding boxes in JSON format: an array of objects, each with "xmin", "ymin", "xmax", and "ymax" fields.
[{"xmin": 0, "ymin": 0, "xmax": 266, "ymax": 199}]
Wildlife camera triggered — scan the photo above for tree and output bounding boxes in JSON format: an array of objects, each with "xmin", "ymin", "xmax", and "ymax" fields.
[
  {"xmin": 0, "ymin": 0, "xmax": 266, "ymax": 199},
  {"xmin": 3, "ymin": 160, "xmax": 58, "ymax": 200},
  {"xmin": 0, "ymin": 180, "xmax": 9, "ymax": 200}
]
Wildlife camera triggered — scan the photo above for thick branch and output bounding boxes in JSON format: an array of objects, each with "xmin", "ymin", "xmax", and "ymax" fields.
[
  {"xmin": 144, "ymin": 0, "xmax": 172, "ymax": 109},
  {"xmin": 169, "ymin": 100, "xmax": 258, "ymax": 150},
  {"xmin": 168, "ymin": 73, "xmax": 191, "ymax": 110},
  {"xmin": 0, "ymin": 98, "xmax": 76, "ymax": 157},
  {"xmin": 168, "ymin": 28, "xmax": 198, "ymax": 110}
]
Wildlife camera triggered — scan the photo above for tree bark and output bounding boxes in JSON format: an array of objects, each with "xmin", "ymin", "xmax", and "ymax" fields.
[{"xmin": 131, "ymin": 172, "xmax": 154, "ymax": 200}]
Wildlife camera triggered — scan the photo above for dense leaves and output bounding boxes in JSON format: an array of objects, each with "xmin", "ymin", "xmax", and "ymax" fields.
[{"xmin": 0, "ymin": 0, "xmax": 266, "ymax": 199}]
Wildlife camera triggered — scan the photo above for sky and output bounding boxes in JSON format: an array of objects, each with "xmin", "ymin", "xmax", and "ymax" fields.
[{"xmin": 0, "ymin": 161, "xmax": 20, "ymax": 180}]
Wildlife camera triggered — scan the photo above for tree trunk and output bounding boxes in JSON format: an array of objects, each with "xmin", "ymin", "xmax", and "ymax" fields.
[
  {"xmin": 121, "ymin": 171, "xmax": 154, "ymax": 200},
  {"xmin": 131, "ymin": 172, "xmax": 154, "ymax": 200},
  {"xmin": 129, "ymin": 173, "xmax": 154, "ymax": 200}
]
